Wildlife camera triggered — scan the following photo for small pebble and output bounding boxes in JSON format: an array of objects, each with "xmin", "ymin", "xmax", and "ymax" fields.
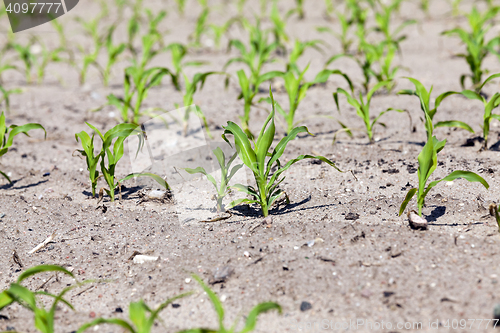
[
  {"xmin": 300, "ymin": 301, "xmax": 312, "ymax": 312},
  {"xmin": 185, "ymin": 278, "xmax": 191, "ymax": 284},
  {"xmin": 89, "ymin": 312, "xmax": 96, "ymax": 318}
]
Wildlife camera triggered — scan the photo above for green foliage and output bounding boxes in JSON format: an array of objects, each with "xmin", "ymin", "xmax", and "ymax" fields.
[
  {"xmin": 74, "ymin": 15, "xmax": 106, "ymax": 84},
  {"xmin": 0, "ymin": 265, "xmax": 79, "ymax": 333},
  {"xmin": 287, "ymin": 40, "xmax": 324, "ymax": 75},
  {"xmin": 235, "ymin": 69, "xmax": 283, "ymax": 139},
  {"xmin": 317, "ymin": 11, "xmax": 353, "ymax": 54},
  {"xmin": 442, "ymin": 6, "xmax": 500, "ymax": 91},
  {"xmin": 106, "ymin": 66, "xmax": 173, "ymax": 124},
  {"xmin": 166, "ymin": 43, "xmax": 206, "ymax": 91},
  {"xmin": 184, "ymin": 147, "xmax": 243, "ymax": 213},
  {"xmin": 175, "ymin": 71, "xmax": 225, "ymax": 137},
  {"xmin": 399, "ymin": 110, "xmax": 489, "ymax": 216},
  {"xmin": 333, "ymin": 81, "xmax": 405, "ymax": 143},
  {"xmin": 222, "ymin": 89, "xmax": 342, "ymax": 217},
  {"xmin": 77, "ymin": 293, "xmax": 192, "ymax": 333},
  {"xmin": 75, "ymin": 123, "xmax": 168, "ymax": 202},
  {"xmin": 175, "ymin": 0, "xmax": 187, "ymax": 15},
  {"xmin": 178, "ymin": 274, "xmax": 282, "ymax": 333},
  {"xmin": 0, "ymin": 112, "xmax": 46, "ymax": 184},
  {"xmin": 209, "ymin": 18, "xmax": 239, "ymax": 50},
  {"xmin": 225, "ymin": 18, "xmax": 278, "ymax": 88},
  {"xmin": 190, "ymin": 8, "xmax": 210, "ymax": 47},
  {"xmin": 398, "ymin": 77, "xmax": 474, "ymax": 136},
  {"xmin": 456, "ymin": 73, "xmax": 500, "ymax": 150},
  {"xmin": 267, "ymin": 66, "xmax": 354, "ymax": 134},
  {"xmin": 373, "ymin": 0, "xmax": 416, "ymax": 46},
  {"xmin": 102, "ymin": 26, "xmax": 127, "ymax": 86}
]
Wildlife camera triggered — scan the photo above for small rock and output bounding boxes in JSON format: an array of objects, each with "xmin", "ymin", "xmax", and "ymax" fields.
[
  {"xmin": 243, "ymin": 251, "xmax": 250, "ymax": 257},
  {"xmin": 0, "ymin": 213, "xmax": 5, "ymax": 219},
  {"xmin": 210, "ymin": 266, "xmax": 234, "ymax": 284},
  {"xmin": 407, "ymin": 211, "xmax": 428, "ymax": 230},
  {"xmin": 345, "ymin": 212, "xmax": 359, "ymax": 220},
  {"xmin": 89, "ymin": 312, "xmax": 96, "ymax": 318},
  {"xmin": 6, "ymin": 326, "xmax": 15, "ymax": 331},
  {"xmin": 300, "ymin": 301, "xmax": 312, "ymax": 312},
  {"xmin": 185, "ymin": 278, "xmax": 191, "ymax": 284},
  {"xmin": 42, "ymin": 172, "xmax": 50, "ymax": 177},
  {"xmin": 171, "ymin": 303, "xmax": 181, "ymax": 308},
  {"xmin": 133, "ymin": 255, "xmax": 159, "ymax": 264},
  {"xmin": 115, "ymin": 307, "xmax": 123, "ymax": 313}
]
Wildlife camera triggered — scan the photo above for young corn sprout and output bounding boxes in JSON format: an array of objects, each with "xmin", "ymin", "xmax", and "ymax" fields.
[
  {"xmin": 74, "ymin": 15, "xmax": 105, "ymax": 84},
  {"xmin": 317, "ymin": 11, "xmax": 354, "ymax": 54},
  {"xmin": 333, "ymin": 81, "xmax": 406, "ymax": 143},
  {"xmin": 236, "ymin": 69, "xmax": 283, "ymax": 139},
  {"xmin": 265, "ymin": 65, "xmax": 354, "ymax": 134},
  {"xmin": 327, "ymin": 40, "xmax": 400, "ymax": 93},
  {"xmin": 175, "ymin": 0, "xmax": 187, "ymax": 16},
  {"xmin": 77, "ymin": 293, "xmax": 193, "ymax": 333},
  {"xmin": 373, "ymin": 0, "xmax": 416, "ymax": 47},
  {"xmin": 270, "ymin": 1, "xmax": 291, "ymax": 53},
  {"xmin": 12, "ymin": 39, "xmax": 37, "ymax": 84},
  {"xmin": 102, "ymin": 26, "xmax": 127, "ymax": 86},
  {"xmin": 293, "ymin": 0, "xmax": 305, "ymax": 19},
  {"xmin": 398, "ymin": 77, "xmax": 474, "ymax": 136},
  {"xmin": 0, "ymin": 85, "xmax": 22, "ymax": 112},
  {"xmin": 209, "ymin": 17, "xmax": 240, "ymax": 50},
  {"xmin": 456, "ymin": 73, "xmax": 500, "ymax": 150},
  {"xmin": 189, "ymin": 8, "xmax": 209, "ymax": 48},
  {"xmin": 166, "ymin": 42, "xmax": 206, "ymax": 91},
  {"xmin": 0, "ymin": 265, "xmax": 85, "ymax": 333},
  {"xmin": 0, "ymin": 112, "xmax": 46, "ymax": 183},
  {"xmin": 184, "ymin": 147, "xmax": 243, "ymax": 213},
  {"xmin": 442, "ymin": 6, "xmax": 500, "ymax": 92},
  {"xmin": 399, "ymin": 110, "xmax": 489, "ymax": 217},
  {"xmin": 287, "ymin": 40, "xmax": 324, "ymax": 75},
  {"xmin": 178, "ymin": 275, "xmax": 282, "ymax": 333},
  {"xmin": 225, "ymin": 18, "xmax": 278, "ymax": 88},
  {"xmin": 222, "ymin": 89, "xmax": 342, "ymax": 217},
  {"xmin": 105, "ymin": 66, "xmax": 173, "ymax": 124},
  {"xmin": 75, "ymin": 123, "xmax": 168, "ymax": 202},
  {"xmin": 175, "ymin": 71, "xmax": 225, "ymax": 137}
]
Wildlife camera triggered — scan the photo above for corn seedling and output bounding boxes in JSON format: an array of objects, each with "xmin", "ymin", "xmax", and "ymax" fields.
[
  {"xmin": 175, "ymin": 71, "xmax": 225, "ymax": 137},
  {"xmin": 75, "ymin": 16, "xmax": 105, "ymax": 84},
  {"xmin": 270, "ymin": 2, "xmax": 291, "ymax": 53},
  {"xmin": 184, "ymin": 147, "xmax": 243, "ymax": 213},
  {"xmin": 237, "ymin": 0, "xmax": 247, "ymax": 15},
  {"xmin": 77, "ymin": 292, "xmax": 192, "ymax": 333},
  {"xmin": 398, "ymin": 77, "xmax": 474, "ymax": 136},
  {"xmin": 317, "ymin": 11, "xmax": 354, "ymax": 54},
  {"xmin": 0, "ymin": 265, "xmax": 82, "ymax": 333},
  {"xmin": 175, "ymin": 0, "xmax": 187, "ymax": 15},
  {"xmin": 106, "ymin": 66, "xmax": 173, "ymax": 124},
  {"xmin": 190, "ymin": 8, "xmax": 209, "ymax": 48},
  {"xmin": 293, "ymin": 0, "xmax": 305, "ymax": 19},
  {"xmin": 178, "ymin": 274, "xmax": 282, "ymax": 333},
  {"xmin": 101, "ymin": 26, "xmax": 126, "ymax": 86},
  {"xmin": 166, "ymin": 43, "xmax": 206, "ymax": 91},
  {"xmin": 373, "ymin": 0, "xmax": 416, "ymax": 46},
  {"xmin": 442, "ymin": 6, "xmax": 500, "ymax": 92},
  {"xmin": 456, "ymin": 73, "xmax": 500, "ymax": 150},
  {"xmin": 146, "ymin": 9, "xmax": 167, "ymax": 44},
  {"xmin": 399, "ymin": 111, "xmax": 489, "ymax": 217},
  {"xmin": 209, "ymin": 17, "xmax": 239, "ymax": 50},
  {"xmin": 333, "ymin": 81, "xmax": 406, "ymax": 143},
  {"xmin": 222, "ymin": 89, "xmax": 342, "ymax": 217},
  {"xmin": 489, "ymin": 204, "xmax": 500, "ymax": 232},
  {"xmin": 0, "ymin": 112, "xmax": 45, "ymax": 184},
  {"xmin": 75, "ymin": 122, "xmax": 168, "ymax": 202},
  {"xmin": 35, "ymin": 41, "xmax": 66, "ymax": 85},
  {"xmin": 265, "ymin": 65, "xmax": 354, "ymax": 134},
  {"xmin": 287, "ymin": 40, "xmax": 324, "ymax": 75},
  {"xmin": 449, "ymin": 0, "xmax": 463, "ymax": 16},
  {"xmin": 236, "ymin": 69, "xmax": 283, "ymax": 139},
  {"xmin": 0, "ymin": 85, "xmax": 21, "ymax": 113},
  {"xmin": 12, "ymin": 39, "xmax": 36, "ymax": 84},
  {"xmin": 225, "ymin": 18, "xmax": 278, "ymax": 88}
]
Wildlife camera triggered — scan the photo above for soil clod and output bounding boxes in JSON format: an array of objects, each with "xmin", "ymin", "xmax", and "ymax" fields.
[
  {"xmin": 210, "ymin": 265, "xmax": 234, "ymax": 284},
  {"xmin": 345, "ymin": 212, "xmax": 359, "ymax": 220},
  {"xmin": 300, "ymin": 301, "xmax": 312, "ymax": 312},
  {"xmin": 407, "ymin": 211, "xmax": 428, "ymax": 230}
]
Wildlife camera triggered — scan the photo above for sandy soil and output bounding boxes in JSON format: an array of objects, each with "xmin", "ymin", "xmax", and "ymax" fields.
[{"xmin": 1, "ymin": 0, "xmax": 500, "ymax": 332}]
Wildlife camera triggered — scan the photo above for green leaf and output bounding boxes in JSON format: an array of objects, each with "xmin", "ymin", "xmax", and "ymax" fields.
[
  {"xmin": 399, "ymin": 188, "xmax": 417, "ymax": 216},
  {"xmin": 0, "ymin": 291, "xmax": 14, "ymax": 310},
  {"xmin": 77, "ymin": 318, "xmax": 136, "ymax": 333},
  {"xmin": 192, "ymin": 275, "xmax": 225, "ymax": 331},
  {"xmin": 119, "ymin": 172, "xmax": 170, "ymax": 190},
  {"xmin": 240, "ymin": 302, "xmax": 282, "ymax": 333},
  {"xmin": 434, "ymin": 120, "xmax": 474, "ymax": 133},
  {"xmin": 17, "ymin": 265, "xmax": 75, "ymax": 283},
  {"xmin": 184, "ymin": 167, "xmax": 218, "ymax": 189},
  {"xmin": 424, "ymin": 170, "xmax": 489, "ymax": 199}
]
